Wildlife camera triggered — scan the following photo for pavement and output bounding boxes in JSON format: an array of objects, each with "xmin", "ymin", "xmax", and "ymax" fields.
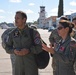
[{"xmin": 0, "ymin": 29, "xmax": 53, "ymax": 75}]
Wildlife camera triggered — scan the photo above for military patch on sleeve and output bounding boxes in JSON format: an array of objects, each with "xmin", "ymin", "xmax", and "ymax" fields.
[
  {"xmin": 34, "ymin": 38, "xmax": 41, "ymax": 44},
  {"xmin": 34, "ymin": 32, "xmax": 41, "ymax": 44}
]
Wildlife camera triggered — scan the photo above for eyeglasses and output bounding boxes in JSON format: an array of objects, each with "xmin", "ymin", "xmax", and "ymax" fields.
[{"xmin": 57, "ymin": 26, "xmax": 64, "ymax": 30}]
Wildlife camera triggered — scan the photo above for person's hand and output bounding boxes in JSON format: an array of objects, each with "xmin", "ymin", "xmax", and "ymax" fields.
[
  {"xmin": 49, "ymin": 43, "xmax": 53, "ymax": 48},
  {"xmin": 42, "ymin": 43, "xmax": 54, "ymax": 54},
  {"xmin": 14, "ymin": 48, "xmax": 30, "ymax": 56},
  {"xmin": 14, "ymin": 49, "xmax": 20, "ymax": 55}
]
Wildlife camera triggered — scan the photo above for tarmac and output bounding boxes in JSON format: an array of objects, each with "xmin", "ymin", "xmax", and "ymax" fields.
[{"xmin": 0, "ymin": 29, "xmax": 53, "ymax": 75}]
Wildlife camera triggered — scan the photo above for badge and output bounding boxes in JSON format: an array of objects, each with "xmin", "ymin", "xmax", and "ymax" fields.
[
  {"xmin": 34, "ymin": 38, "xmax": 41, "ymax": 44},
  {"xmin": 14, "ymin": 31, "xmax": 19, "ymax": 37},
  {"xmin": 60, "ymin": 46, "xmax": 65, "ymax": 51}
]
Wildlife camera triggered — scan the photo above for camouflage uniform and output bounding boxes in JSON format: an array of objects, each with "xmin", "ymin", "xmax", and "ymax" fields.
[
  {"xmin": 3, "ymin": 27, "xmax": 43, "ymax": 75},
  {"xmin": 53, "ymin": 36, "xmax": 76, "ymax": 75}
]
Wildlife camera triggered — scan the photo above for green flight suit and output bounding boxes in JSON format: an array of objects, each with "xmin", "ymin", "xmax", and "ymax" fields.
[
  {"xmin": 49, "ymin": 29, "xmax": 62, "ymax": 74},
  {"xmin": 71, "ymin": 28, "xmax": 76, "ymax": 73},
  {"xmin": 53, "ymin": 36, "xmax": 76, "ymax": 75},
  {"xmin": 3, "ymin": 27, "xmax": 43, "ymax": 75}
]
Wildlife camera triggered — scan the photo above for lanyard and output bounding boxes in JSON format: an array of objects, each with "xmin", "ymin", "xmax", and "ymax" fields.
[{"xmin": 55, "ymin": 39, "xmax": 70, "ymax": 52}]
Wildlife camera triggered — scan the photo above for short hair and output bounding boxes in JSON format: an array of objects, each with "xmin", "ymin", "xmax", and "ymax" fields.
[
  {"xmin": 72, "ymin": 17, "xmax": 76, "ymax": 21},
  {"xmin": 16, "ymin": 11, "xmax": 27, "ymax": 20}
]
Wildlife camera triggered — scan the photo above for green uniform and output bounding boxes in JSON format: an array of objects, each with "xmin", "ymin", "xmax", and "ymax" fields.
[
  {"xmin": 53, "ymin": 36, "xmax": 76, "ymax": 75},
  {"xmin": 3, "ymin": 27, "xmax": 43, "ymax": 75},
  {"xmin": 49, "ymin": 29, "xmax": 62, "ymax": 74},
  {"xmin": 49, "ymin": 29, "xmax": 61, "ymax": 46},
  {"xmin": 10, "ymin": 54, "xmax": 15, "ymax": 75},
  {"xmin": 71, "ymin": 28, "xmax": 76, "ymax": 73},
  {"xmin": 1, "ymin": 28, "xmax": 16, "ymax": 75}
]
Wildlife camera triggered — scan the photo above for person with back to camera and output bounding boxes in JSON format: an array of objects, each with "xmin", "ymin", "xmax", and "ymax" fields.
[
  {"xmin": 42, "ymin": 20, "xmax": 76, "ymax": 75},
  {"xmin": 2, "ymin": 11, "xmax": 44, "ymax": 75}
]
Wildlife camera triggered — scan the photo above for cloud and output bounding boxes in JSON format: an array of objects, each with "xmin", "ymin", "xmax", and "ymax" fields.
[
  {"xmin": 9, "ymin": 0, "xmax": 22, "ymax": 3},
  {"xmin": 70, "ymin": 1, "xmax": 76, "ymax": 6},
  {"xmin": 7, "ymin": 11, "xmax": 13, "ymax": 14},
  {"xmin": 50, "ymin": 8, "xmax": 58, "ymax": 13},
  {"xmin": 0, "ymin": 9, "xmax": 5, "ymax": 13},
  {"xmin": 0, "ymin": 16, "xmax": 5, "ymax": 19},
  {"xmin": 64, "ymin": 9, "xmax": 76, "ymax": 15},
  {"xmin": 48, "ymin": 8, "xmax": 58, "ymax": 16},
  {"xmin": 25, "ymin": 9, "xmax": 34, "ymax": 14},
  {"xmin": 29, "ymin": 3, "xmax": 35, "ymax": 6},
  {"xmin": 48, "ymin": 7, "xmax": 76, "ymax": 17}
]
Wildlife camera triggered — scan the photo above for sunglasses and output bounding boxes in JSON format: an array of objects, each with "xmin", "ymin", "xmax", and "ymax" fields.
[{"xmin": 57, "ymin": 26, "xmax": 64, "ymax": 30}]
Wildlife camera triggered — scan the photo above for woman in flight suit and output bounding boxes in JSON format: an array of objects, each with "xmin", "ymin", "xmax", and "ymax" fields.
[{"xmin": 42, "ymin": 20, "xmax": 76, "ymax": 75}]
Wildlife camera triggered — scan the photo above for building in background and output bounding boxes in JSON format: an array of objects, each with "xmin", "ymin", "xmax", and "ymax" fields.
[
  {"xmin": 45, "ymin": 16, "xmax": 57, "ymax": 28},
  {"xmin": 37, "ymin": 6, "xmax": 57, "ymax": 29},
  {"xmin": 38, "ymin": 6, "xmax": 46, "ymax": 28}
]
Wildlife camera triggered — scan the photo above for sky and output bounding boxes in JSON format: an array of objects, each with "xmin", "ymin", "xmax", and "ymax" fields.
[{"xmin": 0, "ymin": 0, "xmax": 76, "ymax": 23}]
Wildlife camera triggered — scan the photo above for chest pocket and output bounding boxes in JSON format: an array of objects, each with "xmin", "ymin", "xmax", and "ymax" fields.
[{"xmin": 12, "ymin": 31, "xmax": 32, "ymax": 49}]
